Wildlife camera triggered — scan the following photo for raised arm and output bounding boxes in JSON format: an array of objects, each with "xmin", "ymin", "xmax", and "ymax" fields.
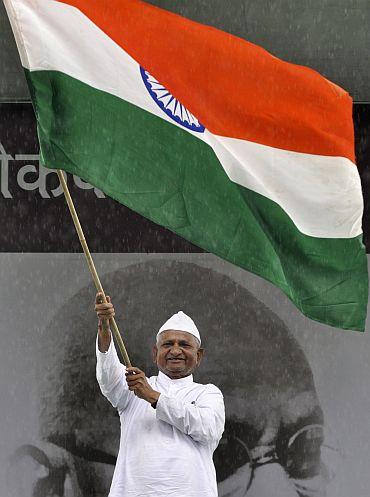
[{"xmin": 95, "ymin": 293, "xmax": 133, "ymax": 412}]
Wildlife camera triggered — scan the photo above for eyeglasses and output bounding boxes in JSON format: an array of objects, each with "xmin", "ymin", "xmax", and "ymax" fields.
[
  {"xmin": 8, "ymin": 422, "xmax": 341, "ymax": 497},
  {"xmin": 214, "ymin": 420, "xmax": 339, "ymax": 485}
]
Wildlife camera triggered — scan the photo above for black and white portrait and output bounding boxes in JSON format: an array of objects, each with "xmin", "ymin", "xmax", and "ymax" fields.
[{"xmin": 2, "ymin": 254, "xmax": 367, "ymax": 497}]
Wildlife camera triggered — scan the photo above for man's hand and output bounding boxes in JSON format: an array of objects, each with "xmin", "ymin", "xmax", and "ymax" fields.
[
  {"xmin": 126, "ymin": 367, "xmax": 160, "ymax": 404},
  {"xmin": 95, "ymin": 292, "xmax": 115, "ymax": 352}
]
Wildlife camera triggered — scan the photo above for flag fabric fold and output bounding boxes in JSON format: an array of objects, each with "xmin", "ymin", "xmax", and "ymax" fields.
[{"xmin": 4, "ymin": 0, "xmax": 368, "ymax": 330}]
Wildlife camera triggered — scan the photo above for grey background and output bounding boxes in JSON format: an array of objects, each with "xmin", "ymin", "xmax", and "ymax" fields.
[
  {"xmin": 1, "ymin": 0, "xmax": 369, "ymax": 102},
  {"xmin": 1, "ymin": 253, "xmax": 370, "ymax": 496}
]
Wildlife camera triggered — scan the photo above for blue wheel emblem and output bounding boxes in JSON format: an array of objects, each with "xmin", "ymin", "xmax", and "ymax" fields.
[{"xmin": 140, "ymin": 67, "xmax": 205, "ymax": 133}]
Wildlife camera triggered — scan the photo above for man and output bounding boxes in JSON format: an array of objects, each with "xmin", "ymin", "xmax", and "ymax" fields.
[{"xmin": 95, "ymin": 292, "xmax": 225, "ymax": 497}]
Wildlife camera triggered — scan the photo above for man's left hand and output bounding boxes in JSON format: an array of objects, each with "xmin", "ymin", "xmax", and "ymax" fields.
[{"xmin": 126, "ymin": 367, "xmax": 160, "ymax": 404}]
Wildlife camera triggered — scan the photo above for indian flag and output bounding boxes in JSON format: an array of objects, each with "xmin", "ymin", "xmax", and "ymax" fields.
[{"xmin": 4, "ymin": 0, "xmax": 368, "ymax": 330}]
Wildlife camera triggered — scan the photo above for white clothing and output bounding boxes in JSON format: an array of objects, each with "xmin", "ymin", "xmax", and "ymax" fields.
[
  {"xmin": 96, "ymin": 339, "xmax": 225, "ymax": 497},
  {"xmin": 157, "ymin": 311, "xmax": 201, "ymax": 344}
]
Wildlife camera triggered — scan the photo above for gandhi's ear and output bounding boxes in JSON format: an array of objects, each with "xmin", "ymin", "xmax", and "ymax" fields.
[
  {"xmin": 152, "ymin": 345, "xmax": 158, "ymax": 365},
  {"xmin": 7, "ymin": 442, "xmax": 83, "ymax": 497}
]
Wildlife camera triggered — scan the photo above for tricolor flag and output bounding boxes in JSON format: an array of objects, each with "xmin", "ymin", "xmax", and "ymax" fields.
[{"xmin": 4, "ymin": 0, "xmax": 368, "ymax": 330}]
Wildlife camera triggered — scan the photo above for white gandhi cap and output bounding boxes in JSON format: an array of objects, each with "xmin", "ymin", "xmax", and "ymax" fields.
[{"xmin": 157, "ymin": 311, "xmax": 201, "ymax": 344}]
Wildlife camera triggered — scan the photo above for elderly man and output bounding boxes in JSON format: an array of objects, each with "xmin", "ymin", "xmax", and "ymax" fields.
[{"xmin": 95, "ymin": 292, "xmax": 225, "ymax": 497}]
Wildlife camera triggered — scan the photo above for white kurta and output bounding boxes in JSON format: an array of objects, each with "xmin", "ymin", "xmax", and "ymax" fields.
[{"xmin": 96, "ymin": 339, "xmax": 225, "ymax": 497}]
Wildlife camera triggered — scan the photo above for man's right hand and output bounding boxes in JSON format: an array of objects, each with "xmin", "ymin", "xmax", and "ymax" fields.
[{"xmin": 95, "ymin": 292, "xmax": 115, "ymax": 352}]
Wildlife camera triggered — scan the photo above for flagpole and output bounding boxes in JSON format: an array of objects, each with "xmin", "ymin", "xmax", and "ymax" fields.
[{"xmin": 56, "ymin": 169, "xmax": 132, "ymax": 367}]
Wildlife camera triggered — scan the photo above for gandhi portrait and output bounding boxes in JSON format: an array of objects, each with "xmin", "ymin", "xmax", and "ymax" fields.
[{"xmin": 6, "ymin": 260, "xmax": 330, "ymax": 497}]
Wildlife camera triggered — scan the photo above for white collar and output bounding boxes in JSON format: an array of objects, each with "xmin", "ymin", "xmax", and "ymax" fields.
[{"xmin": 157, "ymin": 370, "xmax": 194, "ymax": 388}]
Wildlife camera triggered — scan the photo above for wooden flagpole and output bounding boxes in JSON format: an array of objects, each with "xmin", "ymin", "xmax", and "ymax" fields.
[{"xmin": 56, "ymin": 170, "xmax": 131, "ymax": 367}]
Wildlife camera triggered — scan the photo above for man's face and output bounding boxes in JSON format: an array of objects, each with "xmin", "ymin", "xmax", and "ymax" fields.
[{"xmin": 153, "ymin": 330, "xmax": 204, "ymax": 379}]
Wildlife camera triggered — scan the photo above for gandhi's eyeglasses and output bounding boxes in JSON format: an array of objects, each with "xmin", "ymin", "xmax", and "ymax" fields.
[
  {"xmin": 214, "ymin": 421, "xmax": 336, "ymax": 484},
  {"xmin": 9, "ymin": 422, "xmax": 341, "ymax": 497}
]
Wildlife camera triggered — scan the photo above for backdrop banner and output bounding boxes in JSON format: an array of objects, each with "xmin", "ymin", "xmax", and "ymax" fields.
[
  {"xmin": 0, "ymin": 103, "xmax": 369, "ymax": 252},
  {"xmin": 1, "ymin": 253, "xmax": 370, "ymax": 497}
]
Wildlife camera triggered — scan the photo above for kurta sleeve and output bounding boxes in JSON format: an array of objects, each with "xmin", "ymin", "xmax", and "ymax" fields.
[
  {"xmin": 155, "ymin": 384, "xmax": 225, "ymax": 446},
  {"xmin": 96, "ymin": 336, "xmax": 133, "ymax": 412}
]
